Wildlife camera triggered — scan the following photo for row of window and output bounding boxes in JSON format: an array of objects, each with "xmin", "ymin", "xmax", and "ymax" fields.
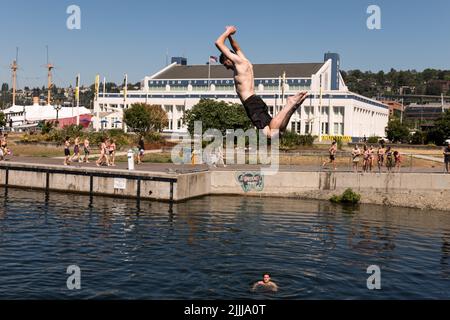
[
  {"xmin": 290, "ymin": 121, "xmax": 345, "ymax": 135},
  {"xmin": 146, "ymin": 84, "xmax": 310, "ymax": 92}
]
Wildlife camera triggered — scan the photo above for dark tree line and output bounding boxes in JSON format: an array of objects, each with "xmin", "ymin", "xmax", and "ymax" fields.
[{"xmin": 342, "ymin": 69, "xmax": 450, "ymax": 98}]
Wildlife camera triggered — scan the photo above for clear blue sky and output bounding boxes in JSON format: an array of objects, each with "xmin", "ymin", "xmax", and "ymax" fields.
[{"xmin": 1, "ymin": 0, "xmax": 449, "ymax": 88}]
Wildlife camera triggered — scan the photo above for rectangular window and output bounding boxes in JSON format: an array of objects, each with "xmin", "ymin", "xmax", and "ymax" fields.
[
  {"xmin": 305, "ymin": 122, "xmax": 311, "ymax": 134},
  {"xmin": 192, "ymin": 86, "xmax": 209, "ymax": 91},
  {"xmin": 148, "ymin": 86, "xmax": 166, "ymax": 91},
  {"xmin": 321, "ymin": 122, "xmax": 329, "ymax": 135},
  {"xmin": 296, "ymin": 122, "xmax": 301, "ymax": 134},
  {"xmin": 291, "ymin": 122, "xmax": 295, "ymax": 132},
  {"xmin": 215, "ymin": 85, "xmax": 234, "ymax": 91}
]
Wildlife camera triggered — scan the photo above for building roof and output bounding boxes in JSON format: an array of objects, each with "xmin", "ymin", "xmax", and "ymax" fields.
[{"xmin": 152, "ymin": 63, "xmax": 324, "ymax": 80}]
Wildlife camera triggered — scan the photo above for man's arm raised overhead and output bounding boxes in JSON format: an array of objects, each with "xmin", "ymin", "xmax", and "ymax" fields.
[
  {"xmin": 215, "ymin": 26, "xmax": 242, "ymax": 64},
  {"xmin": 228, "ymin": 34, "xmax": 247, "ymax": 60}
]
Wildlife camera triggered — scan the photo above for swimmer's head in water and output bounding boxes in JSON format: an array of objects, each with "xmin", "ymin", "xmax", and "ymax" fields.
[{"xmin": 263, "ymin": 273, "xmax": 271, "ymax": 284}]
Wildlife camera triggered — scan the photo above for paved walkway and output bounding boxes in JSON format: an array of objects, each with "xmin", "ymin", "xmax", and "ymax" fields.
[
  {"xmin": 1, "ymin": 156, "xmax": 449, "ymax": 174},
  {"xmin": 413, "ymin": 155, "xmax": 445, "ymax": 163}
]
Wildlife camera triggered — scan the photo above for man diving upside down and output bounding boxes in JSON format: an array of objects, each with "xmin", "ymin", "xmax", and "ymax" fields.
[{"xmin": 215, "ymin": 26, "xmax": 308, "ymax": 137}]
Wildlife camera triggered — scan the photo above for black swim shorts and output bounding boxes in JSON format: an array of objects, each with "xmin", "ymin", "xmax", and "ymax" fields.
[{"xmin": 243, "ymin": 95, "xmax": 273, "ymax": 130}]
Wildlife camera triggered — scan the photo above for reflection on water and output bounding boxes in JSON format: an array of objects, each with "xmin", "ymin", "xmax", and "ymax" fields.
[{"xmin": 0, "ymin": 187, "xmax": 449, "ymax": 299}]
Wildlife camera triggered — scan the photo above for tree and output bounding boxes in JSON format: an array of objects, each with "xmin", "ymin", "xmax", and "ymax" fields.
[
  {"xmin": 124, "ymin": 103, "xmax": 168, "ymax": 136},
  {"xmin": 427, "ymin": 110, "xmax": 450, "ymax": 146},
  {"xmin": 0, "ymin": 112, "xmax": 5, "ymax": 127},
  {"xmin": 147, "ymin": 104, "xmax": 169, "ymax": 132},
  {"xmin": 386, "ymin": 118, "xmax": 411, "ymax": 143},
  {"xmin": 184, "ymin": 99, "xmax": 252, "ymax": 135}
]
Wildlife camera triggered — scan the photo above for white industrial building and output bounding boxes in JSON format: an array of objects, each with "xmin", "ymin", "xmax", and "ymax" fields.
[{"xmin": 93, "ymin": 53, "xmax": 389, "ymax": 141}]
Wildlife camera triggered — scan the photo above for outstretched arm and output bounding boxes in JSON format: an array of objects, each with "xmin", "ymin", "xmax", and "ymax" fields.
[
  {"xmin": 228, "ymin": 35, "xmax": 247, "ymax": 60},
  {"xmin": 215, "ymin": 26, "xmax": 242, "ymax": 64}
]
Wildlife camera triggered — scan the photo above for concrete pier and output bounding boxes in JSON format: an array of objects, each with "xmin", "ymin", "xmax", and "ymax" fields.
[{"xmin": 1, "ymin": 161, "xmax": 449, "ymax": 211}]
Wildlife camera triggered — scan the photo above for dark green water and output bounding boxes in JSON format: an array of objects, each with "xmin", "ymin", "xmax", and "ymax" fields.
[{"xmin": 0, "ymin": 188, "xmax": 449, "ymax": 299}]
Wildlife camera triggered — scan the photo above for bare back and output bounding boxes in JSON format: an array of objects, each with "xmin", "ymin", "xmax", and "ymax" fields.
[{"xmin": 233, "ymin": 59, "xmax": 255, "ymax": 102}]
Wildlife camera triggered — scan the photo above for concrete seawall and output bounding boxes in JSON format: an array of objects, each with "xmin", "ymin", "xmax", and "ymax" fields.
[
  {"xmin": 1, "ymin": 162, "xmax": 449, "ymax": 211},
  {"xmin": 210, "ymin": 171, "xmax": 450, "ymax": 211}
]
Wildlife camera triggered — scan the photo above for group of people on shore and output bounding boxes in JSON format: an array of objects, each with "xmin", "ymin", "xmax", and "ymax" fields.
[
  {"xmin": 63, "ymin": 137, "xmax": 117, "ymax": 167},
  {"xmin": 63, "ymin": 136, "xmax": 146, "ymax": 167},
  {"xmin": 322, "ymin": 141, "xmax": 403, "ymax": 173},
  {"xmin": 351, "ymin": 143, "xmax": 402, "ymax": 173}
]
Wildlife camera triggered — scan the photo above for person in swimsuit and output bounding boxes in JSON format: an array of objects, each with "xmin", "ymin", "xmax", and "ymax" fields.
[
  {"xmin": 83, "ymin": 138, "xmax": 91, "ymax": 163},
  {"xmin": 137, "ymin": 137, "xmax": 145, "ymax": 164},
  {"xmin": 70, "ymin": 137, "xmax": 81, "ymax": 163},
  {"xmin": 322, "ymin": 141, "xmax": 337, "ymax": 171},
  {"xmin": 385, "ymin": 146, "xmax": 394, "ymax": 173},
  {"xmin": 252, "ymin": 273, "xmax": 278, "ymax": 293},
  {"xmin": 352, "ymin": 145, "xmax": 361, "ymax": 173},
  {"xmin": 64, "ymin": 137, "xmax": 71, "ymax": 166},
  {"xmin": 377, "ymin": 144, "xmax": 385, "ymax": 173},
  {"xmin": 0, "ymin": 134, "xmax": 4, "ymax": 161},
  {"xmin": 394, "ymin": 150, "xmax": 402, "ymax": 173},
  {"xmin": 362, "ymin": 145, "xmax": 370, "ymax": 173},
  {"xmin": 96, "ymin": 138, "xmax": 107, "ymax": 167},
  {"xmin": 368, "ymin": 145, "xmax": 375, "ymax": 172},
  {"xmin": 108, "ymin": 139, "xmax": 116, "ymax": 166},
  {"xmin": 1, "ymin": 134, "xmax": 8, "ymax": 158},
  {"xmin": 444, "ymin": 141, "xmax": 450, "ymax": 174},
  {"xmin": 216, "ymin": 26, "xmax": 308, "ymax": 137}
]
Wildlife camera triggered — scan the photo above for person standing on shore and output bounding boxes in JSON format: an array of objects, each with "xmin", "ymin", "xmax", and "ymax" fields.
[
  {"xmin": 108, "ymin": 139, "xmax": 117, "ymax": 167},
  {"xmin": 83, "ymin": 138, "xmax": 91, "ymax": 163},
  {"xmin": 362, "ymin": 145, "xmax": 370, "ymax": 173},
  {"xmin": 368, "ymin": 145, "xmax": 375, "ymax": 172},
  {"xmin": 385, "ymin": 146, "xmax": 394, "ymax": 173},
  {"xmin": 214, "ymin": 145, "xmax": 227, "ymax": 168},
  {"xmin": 394, "ymin": 150, "xmax": 402, "ymax": 173},
  {"xmin": 1, "ymin": 133, "xmax": 9, "ymax": 158},
  {"xmin": 96, "ymin": 138, "xmax": 107, "ymax": 167},
  {"xmin": 63, "ymin": 137, "xmax": 71, "ymax": 166},
  {"xmin": 444, "ymin": 141, "xmax": 450, "ymax": 173},
  {"xmin": 377, "ymin": 144, "xmax": 385, "ymax": 173},
  {"xmin": 322, "ymin": 141, "xmax": 337, "ymax": 171},
  {"xmin": 352, "ymin": 145, "xmax": 361, "ymax": 173},
  {"xmin": 70, "ymin": 137, "xmax": 81, "ymax": 163},
  {"xmin": 137, "ymin": 137, "xmax": 145, "ymax": 165}
]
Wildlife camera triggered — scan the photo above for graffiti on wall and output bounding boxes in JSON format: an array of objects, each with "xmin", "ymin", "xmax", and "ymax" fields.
[{"xmin": 236, "ymin": 172, "xmax": 264, "ymax": 193}]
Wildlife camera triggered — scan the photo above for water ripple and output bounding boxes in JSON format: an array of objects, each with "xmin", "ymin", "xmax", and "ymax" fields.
[{"xmin": 0, "ymin": 188, "xmax": 449, "ymax": 299}]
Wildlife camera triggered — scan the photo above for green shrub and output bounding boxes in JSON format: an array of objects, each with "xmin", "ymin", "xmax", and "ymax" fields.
[
  {"xmin": 367, "ymin": 136, "xmax": 380, "ymax": 144},
  {"xmin": 144, "ymin": 131, "xmax": 163, "ymax": 144},
  {"xmin": 281, "ymin": 131, "xmax": 314, "ymax": 149},
  {"xmin": 330, "ymin": 188, "xmax": 361, "ymax": 204},
  {"xmin": 411, "ymin": 131, "xmax": 426, "ymax": 145}
]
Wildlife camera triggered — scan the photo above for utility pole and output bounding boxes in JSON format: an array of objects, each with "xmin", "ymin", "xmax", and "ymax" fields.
[
  {"xmin": 75, "ymin": 74, "xmax": 80, "ymax": 126},
  {"xmin": 11, "ymin": 47, "xmax": 19, "ymax": 106},
  {"xmin": 45, "ymin": 46, "xmax": 54, "ymax": 106},
  {"xmin": 400, "ymin": 98, "xmax": 404, "ymax": 124},
  {"xmin": 318, "ymin": 74, "xmax": 323, "ymax": 142}
]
